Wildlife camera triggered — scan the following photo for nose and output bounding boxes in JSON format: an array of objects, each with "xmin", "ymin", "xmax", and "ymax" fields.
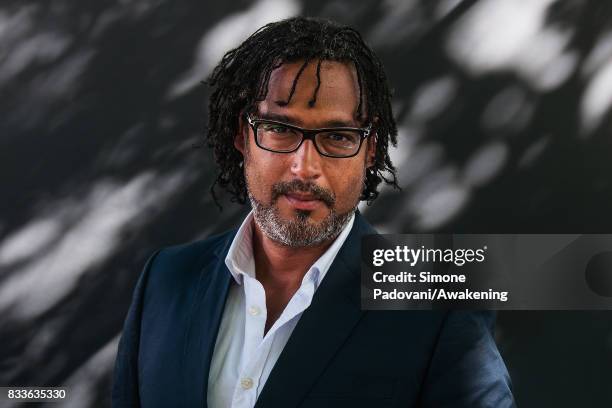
[{"xmin": 290, "ymin": 139, "xmax": 322, "ymax": 181}]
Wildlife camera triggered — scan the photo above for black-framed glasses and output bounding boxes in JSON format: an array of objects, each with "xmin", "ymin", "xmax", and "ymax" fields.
[{"xmin": 245, "ymin": 114, "xmax": 372, "ymax": 158}]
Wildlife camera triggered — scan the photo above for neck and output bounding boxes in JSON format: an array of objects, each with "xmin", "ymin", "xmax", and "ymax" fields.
[{"xmin": 251, "ymin": 221, "xmax": 335, "ymax": 288}]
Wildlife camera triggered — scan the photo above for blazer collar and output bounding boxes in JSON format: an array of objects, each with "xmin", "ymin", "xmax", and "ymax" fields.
[
  {"xmin": 183, "ymin": 238, "xmax": 233, "ymax": 407},
  {"xmin": 194, "ymin": 210, "xmax": 376, "ymax": 408}
]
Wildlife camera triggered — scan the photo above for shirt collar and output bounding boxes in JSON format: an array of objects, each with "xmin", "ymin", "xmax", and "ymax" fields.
[
  {"xmin": 225, "ymin": 210, "xmax": 355, "ymax": 289},
  {"xmin": 224, "ymin": 212, "xmax": 256, "ymax": 285}
]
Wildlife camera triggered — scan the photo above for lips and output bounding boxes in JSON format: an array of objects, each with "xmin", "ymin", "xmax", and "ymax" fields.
[{"xmin": 284, "ymin": 193, "xmax": 322, "ymax": 210}]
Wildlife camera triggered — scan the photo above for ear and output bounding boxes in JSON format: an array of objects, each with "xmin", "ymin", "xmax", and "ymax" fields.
[{"xmin": 234, "ymin": 114, "xmax": 247, "ymax": 156}]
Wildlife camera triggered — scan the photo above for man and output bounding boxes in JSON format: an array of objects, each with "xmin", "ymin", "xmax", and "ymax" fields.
[{"xmin": 112, "ymin": 17, "xmax": 515, "ymax": 408}]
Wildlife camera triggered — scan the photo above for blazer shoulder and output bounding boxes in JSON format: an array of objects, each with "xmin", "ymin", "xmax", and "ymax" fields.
[
  {"xmin": 145, "ymin": 229, "xmax": 236, "ymax": 291},
  {"xmin": 157, "ymin": 229, "xmax": 236, "ymax": 264},
  {"xmin": 353, "ymin": 211, "xmax": 379, "ymax": 235}
]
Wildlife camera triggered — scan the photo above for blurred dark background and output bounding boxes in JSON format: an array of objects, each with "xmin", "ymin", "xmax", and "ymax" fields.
[{"xmin": 1, "ymin": 0, "xmax": 611, "ymax": 406}]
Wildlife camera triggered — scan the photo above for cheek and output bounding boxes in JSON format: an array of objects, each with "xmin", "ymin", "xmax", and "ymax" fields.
[
  {"xmin": 244, "ymin": 149, "xmax": 289, "ymax": 195},
  {"xmin": 326, "ymin": 161, "xmax": 366, "ymax": 206}
]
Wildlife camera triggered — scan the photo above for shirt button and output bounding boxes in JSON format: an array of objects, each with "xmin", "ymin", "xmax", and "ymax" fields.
[
  {"xmin": 240, "ymin": 377, "xmax": 254, "ymax": 389},
  {"xmin": 248, "ymin": 306, "xmax": 261, "ymax": 316}
]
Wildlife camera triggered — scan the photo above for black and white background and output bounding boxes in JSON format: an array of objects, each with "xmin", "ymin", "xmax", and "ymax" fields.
[{"xmin": 1, "ymin": 0, "xmax": 611, "ymax": 406}]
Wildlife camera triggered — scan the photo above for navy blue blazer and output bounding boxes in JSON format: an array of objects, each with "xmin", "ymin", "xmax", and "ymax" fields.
[{"xmin": 112, "ymin": 212, "xmax": 515, "ymax": 407}]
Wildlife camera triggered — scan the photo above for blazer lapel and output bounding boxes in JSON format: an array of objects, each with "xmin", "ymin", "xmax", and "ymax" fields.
[
  {"xmin": 255, "ymin": 212, "xmax": 376, "ymax": 408},
  {"xmin": 182, "ymin": 233, "xmax": 235, "ymax": 408}
]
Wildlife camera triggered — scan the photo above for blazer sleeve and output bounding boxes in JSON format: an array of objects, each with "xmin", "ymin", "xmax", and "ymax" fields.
[
  {"xmin": 111, "ymin": 250, "xmax": 161, "ymax": 408},
  {"xmin": 419, "ymin": 311, "xmax": 516, "ymax": 408}
]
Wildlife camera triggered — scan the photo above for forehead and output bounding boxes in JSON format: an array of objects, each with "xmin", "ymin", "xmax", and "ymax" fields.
[{"xmin": 258, "ymin": 59, "xmax": 361, "ymax": 126}]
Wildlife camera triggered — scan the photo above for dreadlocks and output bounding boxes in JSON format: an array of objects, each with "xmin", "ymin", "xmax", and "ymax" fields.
[{"xmin": 206, "ymin": 16, "xmax": 399, "ymax": 207}]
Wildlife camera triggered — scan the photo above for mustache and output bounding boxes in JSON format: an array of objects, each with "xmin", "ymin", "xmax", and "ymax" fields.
[{"xmin": 271, "ymin": 179, "xmax": 335, "ymax": 208}]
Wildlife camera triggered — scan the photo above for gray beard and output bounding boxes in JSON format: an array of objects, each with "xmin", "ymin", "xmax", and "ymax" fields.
[{"xmin": 248, "ymin": 192, "xmax": 355, "ymax": 248}]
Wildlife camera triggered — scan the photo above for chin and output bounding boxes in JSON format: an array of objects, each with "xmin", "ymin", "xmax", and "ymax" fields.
[
  {"xmin": 293, "ymin": 209, "xmax": 317, "ymax": 222},
  {"xmin": 280, "ymin": 204, "xmax": 328, "ymax": 224}
]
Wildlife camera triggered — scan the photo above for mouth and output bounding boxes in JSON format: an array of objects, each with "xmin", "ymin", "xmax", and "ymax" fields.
[{"xmin": 283, "ymin": 193, "xmax": 322, "ymax": 211}]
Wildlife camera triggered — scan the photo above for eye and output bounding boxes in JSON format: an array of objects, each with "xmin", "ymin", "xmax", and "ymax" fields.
[
  {"xmin": 261, "ymin": 123, "xmax": 289, "ymax": 133},
  {"xmin": 320, "ymin": 132, "xmax": 359, "ymax": 144},
  {"xmin": 327, "ymin": 133, "xmax": 350, "ymax": 142}
]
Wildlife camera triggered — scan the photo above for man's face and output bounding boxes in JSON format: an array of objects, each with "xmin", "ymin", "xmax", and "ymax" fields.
[{"xmin": 235, "ymin": 60, "xmax": 375, "ymax": 247}]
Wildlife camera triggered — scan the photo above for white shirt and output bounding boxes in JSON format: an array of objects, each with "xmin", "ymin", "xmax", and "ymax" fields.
[{"xmin": 206, "ymin": 210, "xmax": 355, "ymax": 408}]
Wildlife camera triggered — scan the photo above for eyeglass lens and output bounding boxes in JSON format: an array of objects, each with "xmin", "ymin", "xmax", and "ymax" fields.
[{"xmin": 256, "ymin": 122, "xmax": 361, "ymax": 157}]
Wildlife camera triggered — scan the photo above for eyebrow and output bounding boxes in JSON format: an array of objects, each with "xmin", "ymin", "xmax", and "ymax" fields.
[{"xmin": 257, "ymin": 112, "xmax": 360, "ymax": 128}]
